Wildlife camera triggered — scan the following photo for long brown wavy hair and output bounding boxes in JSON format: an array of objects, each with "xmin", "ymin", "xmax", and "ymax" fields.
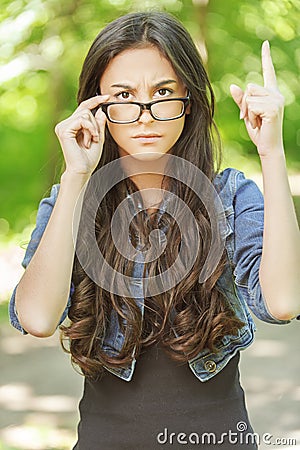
[{"xmin": 60, "ymin": 11, "xmax": 244, "ymax": 380}]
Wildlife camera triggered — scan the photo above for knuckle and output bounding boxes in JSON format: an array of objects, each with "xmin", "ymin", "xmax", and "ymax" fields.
[
  {"xmin": 270, "ymin": 106, "xmax": 279, "ymax": 117},
  {"xmin": 246, "ymin": 83, "xmax": 257, "ymax": 93},
  {"xmin": 82, "ymin": 112, "xmax": 91, "ymax": 120},
  {"xmin": 78, "ymin": 98, "xmax": 90, "ymax": 108},
  {"xmin": 74, "ymin": 107, "xmax": 89, "ymax": 117},
  {"xmin": 79, "ymin": 98, "xmax": 95, "ymax": 110},
  {"xmin": 278, "ymin": 93, "xmax": 285, "ymax": 105},
  {"xmin": 54, "ymin": 122, "xmax": 62, "ymax": 135}
]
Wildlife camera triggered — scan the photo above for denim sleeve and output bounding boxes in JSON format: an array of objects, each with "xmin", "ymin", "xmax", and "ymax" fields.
[
  {"xmin": 8, "ymin": 184, "xmax": 74, "ymax": 334},
  {"xmin": 232, "ymin": 171, "xmax": 297, "ymax": 324}
]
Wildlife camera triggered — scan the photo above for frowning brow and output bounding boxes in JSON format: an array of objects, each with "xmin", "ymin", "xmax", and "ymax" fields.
[{"xmin": 110, "ymin": 79, "xmax": 178, "ymax": 89}]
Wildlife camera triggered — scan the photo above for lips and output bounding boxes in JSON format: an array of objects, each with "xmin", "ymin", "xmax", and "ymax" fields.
[
  {"xmin": 133, "ymin": 133, "xmax": 162, "ymax": 138},
  {"xmin": 132, "ymin": 133, "xmax": 162, "ymax": 144}
]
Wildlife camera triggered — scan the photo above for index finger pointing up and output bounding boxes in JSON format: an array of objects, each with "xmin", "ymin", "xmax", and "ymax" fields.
[{"xmin": 262, "ymin": 40, "xmax": 277, "ymax": 89}]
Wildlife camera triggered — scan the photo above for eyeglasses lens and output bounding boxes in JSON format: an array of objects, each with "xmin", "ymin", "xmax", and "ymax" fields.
[
  {"xmin": 107, "ymin": 100, "xmax": 184, "ymax": 123},
  {"xmin": 152, "ymin": 100, "xmax": 184, "ymax": 119}
]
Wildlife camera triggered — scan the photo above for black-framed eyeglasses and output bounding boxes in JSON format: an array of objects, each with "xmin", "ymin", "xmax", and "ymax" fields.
[{"xmin": 98, "ymin": 95, "xmax": 190, "ymax": 124}]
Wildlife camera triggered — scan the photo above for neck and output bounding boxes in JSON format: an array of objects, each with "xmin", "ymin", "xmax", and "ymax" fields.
[
  {"xmin": 119, "ymin": 153, "xmax": 169, "ymax": 210},
  {"xmin": 119, "ymin": 152, "xmax": 169, "ymax": 189}
]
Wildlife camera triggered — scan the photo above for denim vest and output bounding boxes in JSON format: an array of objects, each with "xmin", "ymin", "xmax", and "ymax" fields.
[{"xmin": 9, "ymin": 168, "xmax": 293, "ymax": 382}]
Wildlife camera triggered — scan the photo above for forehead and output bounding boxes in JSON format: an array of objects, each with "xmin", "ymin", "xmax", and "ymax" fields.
[{"xmin": 100, "ymin": 46, "xmax": 181, "ymax": 87}]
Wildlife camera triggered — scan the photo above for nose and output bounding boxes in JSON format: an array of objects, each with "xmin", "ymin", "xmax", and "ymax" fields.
[{"xmin": 137, "ymin": 108, "xmax": 155, "ymax": 124}]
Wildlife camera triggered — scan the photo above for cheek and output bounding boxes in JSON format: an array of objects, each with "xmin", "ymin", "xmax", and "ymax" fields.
[
  {"xmin": 107, "ymin": 123, "xmax": 117, "ymax": 138},
  {"xmin": 107, "ymin": 123, "xmax": 126, "ymax": 144},
  {"xmin": 169, "ymin": 119, "xmax": 185, "ymax": 144}
]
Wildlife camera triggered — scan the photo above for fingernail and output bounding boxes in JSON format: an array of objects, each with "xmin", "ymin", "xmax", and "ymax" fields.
[
  {"xmin": 239, "ymin": 110, "xmax": 244, "ymax": 120},
  {"xmin": 263, "ymin": 40, "xmax": 270, "ymax": 51}
]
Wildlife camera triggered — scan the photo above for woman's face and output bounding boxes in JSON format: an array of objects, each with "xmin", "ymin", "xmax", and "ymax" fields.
[{"xmin": 99, "ymin": 46, "xmax": 189, "ymax": 161}]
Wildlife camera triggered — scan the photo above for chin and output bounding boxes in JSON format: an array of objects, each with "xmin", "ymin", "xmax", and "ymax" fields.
[{"xmin": 129, "ymin": 151, "xmax": 167, "ymax": 161}]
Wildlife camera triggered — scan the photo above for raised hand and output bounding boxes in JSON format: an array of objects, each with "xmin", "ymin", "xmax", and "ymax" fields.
[
  {"xmin": 55, "ymin": 94, "xmax": 110, "ymax": 176},
  {"xmin": 230, "ymin": 41, "xmax": 284, "ymax": 157}
]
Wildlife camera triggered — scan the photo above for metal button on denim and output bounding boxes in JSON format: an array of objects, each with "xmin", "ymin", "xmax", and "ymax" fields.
[{"xmin": 204, "ymin": 360, "xmax": 217, "ymax": 373}]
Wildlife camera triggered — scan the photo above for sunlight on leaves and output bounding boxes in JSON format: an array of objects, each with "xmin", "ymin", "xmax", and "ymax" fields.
[{"xmin": 1, "ymin": 423, "xmax": 74, "ymax": 450}]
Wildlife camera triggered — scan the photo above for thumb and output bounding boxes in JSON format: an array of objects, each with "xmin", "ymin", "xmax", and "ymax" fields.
[{"xmin": 230, "ymin": 84, "xmax": 244, "ymax": 109}]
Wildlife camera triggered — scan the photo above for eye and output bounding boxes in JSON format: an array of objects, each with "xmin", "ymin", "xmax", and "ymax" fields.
[
  {"xmin": 116, "ymin": 91, "xmax": 131, "ymax": 100},
  {"xmin": 154, "ymin": 88, "xmax": 173, "ymax": 98}
]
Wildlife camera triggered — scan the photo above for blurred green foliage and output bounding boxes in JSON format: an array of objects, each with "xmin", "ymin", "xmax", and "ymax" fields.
[
  {"xmin": 0, "ymin": 0, "xmax": 299, "ymax": 235},
  {"xmin": 206, "ymin": 0, "xmax": 300, "ymax": 166}
]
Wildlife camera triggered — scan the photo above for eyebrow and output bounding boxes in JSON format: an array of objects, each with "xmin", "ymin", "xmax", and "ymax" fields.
[{"xmin": 110, "ymin": 79, "xmax": 178, "ymax": 89}]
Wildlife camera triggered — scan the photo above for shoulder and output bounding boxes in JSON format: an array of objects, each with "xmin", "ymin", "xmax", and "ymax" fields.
[
  {"xmin": 213, "ymin": 167, "xmax": 247, "ymax": 193},
  {"xmin": 213, "ymin": 167, "xmax": 263, "ymax": 209}
]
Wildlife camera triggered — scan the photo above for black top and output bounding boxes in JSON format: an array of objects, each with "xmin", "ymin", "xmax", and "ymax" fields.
[{"xmin": 73, "ymin": 342, "xmax": 257, "ymax": 450}]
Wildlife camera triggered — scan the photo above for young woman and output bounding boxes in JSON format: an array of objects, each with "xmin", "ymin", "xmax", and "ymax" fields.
[{"xmin": 9, "ymin": 11, "xmax": 299, "ymax": 450}]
